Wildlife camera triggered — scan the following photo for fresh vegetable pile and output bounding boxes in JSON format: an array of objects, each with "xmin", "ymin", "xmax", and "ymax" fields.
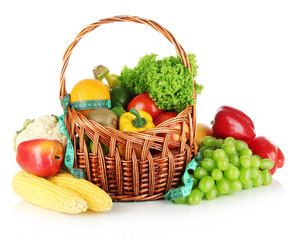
[
  {"xmin": 12, "ymin": 52, "xmax": 204, "ymax": 213},
  {"xmin": 11, "ymin": 49, "xmax": 285, "ymax": 213},
  {"xmin": 119, "ymin": 53, "xmax": 203, "ymax": 113},
  {"xmin": 211, "ymin": 106, "xmax": 284, "ymax": 174},
  {"xmin": 166, "ymin": 106, "xmax": 285, "ymax": 205}
]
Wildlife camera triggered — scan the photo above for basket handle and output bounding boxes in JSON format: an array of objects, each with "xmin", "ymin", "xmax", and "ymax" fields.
[{"xmin": 59, "ymin": 15, "xmax": 196, "ymax": 103}]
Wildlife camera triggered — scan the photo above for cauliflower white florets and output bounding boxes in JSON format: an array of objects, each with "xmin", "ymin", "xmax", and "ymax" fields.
[{"xmin": 14, "ymin": 115, "xmax": 68, "ymax": 151}]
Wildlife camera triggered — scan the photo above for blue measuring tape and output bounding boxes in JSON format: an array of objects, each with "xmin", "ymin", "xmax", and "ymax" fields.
[
  {"xmin": 164, "ymin": 152, "xmax": 203, "ymax": 201},
  {"xmin": 59, "ymin": 95, "xmax": 112, "ymax": 179},
  {"xmin": 59, "ymin": 94, "xmax": 86, "ymax": 179},
  {"xmin": 70, "ymin": 99, "xmax": 111, "ymax": 111}
]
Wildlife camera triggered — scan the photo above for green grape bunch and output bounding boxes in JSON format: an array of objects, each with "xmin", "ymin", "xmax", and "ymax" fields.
[{"xmin": 174, "ymin": 136, "xmax": 274, "ymax": 205}]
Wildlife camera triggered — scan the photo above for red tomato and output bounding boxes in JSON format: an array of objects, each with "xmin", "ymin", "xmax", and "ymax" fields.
[
  {"xmin": 127, "ymin": 93, "xmax": 164, "ymax": 120},
  {"xmin": 154, "ymin": 111, "xmax": 178, "ymax": 126},
  {"xmin": 154, "ymin": 111, "xmax": 188, "ymax": 149}
]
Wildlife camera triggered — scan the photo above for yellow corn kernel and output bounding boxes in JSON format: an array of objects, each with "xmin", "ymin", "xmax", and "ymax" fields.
[
  {"xmin": 12, "ymin": 171, "xmax": 88, "ymax": 214},
  {"xmin": 48, "ymin": 172, "xmax": 113, "ymax": 212}
]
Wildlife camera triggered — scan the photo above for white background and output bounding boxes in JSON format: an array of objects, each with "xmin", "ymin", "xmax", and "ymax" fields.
[{"xmin": 1, "ymin": 0, "xmax": 299, "ymax": 239}]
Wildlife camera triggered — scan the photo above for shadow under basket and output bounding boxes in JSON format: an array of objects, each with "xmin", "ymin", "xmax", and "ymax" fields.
[{"xmin": 59, "ymin": 15, "xmax": 198, "ymax": 201}]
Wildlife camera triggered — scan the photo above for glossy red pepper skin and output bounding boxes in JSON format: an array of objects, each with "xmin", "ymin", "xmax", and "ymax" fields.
[
  {"xmin": 219, "ymin": 106, "xmax": 255, "ymax": 129},
  {"xmin": 248, "ymin": 136, "xmax": 285, "ymax": 175},
  {"xmin": 212, "ymin": 106, "xmax": 256, "ymax": 141}
]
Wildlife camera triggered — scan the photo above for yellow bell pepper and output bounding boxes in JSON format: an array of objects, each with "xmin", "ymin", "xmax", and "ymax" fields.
[
  {"xmin": 119, "ymin": 108, "xmax": 155, "ymax": 132},
  {"xmin": 118, "ymin": 108, "xmax": 155, "ymax": 158}
]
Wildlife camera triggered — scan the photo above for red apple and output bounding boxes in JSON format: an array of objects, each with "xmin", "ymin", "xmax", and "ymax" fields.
[
  {"xmin": 154, "ymin": 112, "xmax": 188, "ymax": 149},
  {"xmin": 16, "ymin": 138, "xmax": 64, "ymax": 177}
]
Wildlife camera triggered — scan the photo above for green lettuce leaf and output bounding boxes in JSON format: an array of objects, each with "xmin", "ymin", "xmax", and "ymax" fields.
[{"xmin": 119, "ymin": 53, "xmax": 203, "ymax": 113}]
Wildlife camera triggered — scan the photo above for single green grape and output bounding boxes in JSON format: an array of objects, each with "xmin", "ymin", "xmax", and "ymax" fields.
[
  {"xmin": 253, "ymin": 171, "xmax": 264, "ymax": 187},
  {"xmin": 240, "ymin": 155, "xmax": 252, "ymax": 168},
  {"xmin": 263, "ymin": 170, "xmax": 272, "ymax": 186},
  {"xmin": 198, "ymin": 176, "xmax": 215, "ymax": 192},
  {"xmin": 229, "ymin": 155, "xmax": 240, "ymax": 168},
  {"xmin": 239, "ymin": 167, "xmax": 252, "ymax": 184},
  {"xmin": 211, "ymin": 169, "xmax": 223, "ymax": 181},
  {"xmin": 224, "ymin": 166, "xmax": 240, "ymax": 180},
  {"xmin": 242, "ymin": 179, "xmax": 254, "ymax": 190},
  {"xmin": 239, "ymin": 148, "xmax": 253, "ymax": 157},
  {"xmin": 250, "ymin": 167, "xmax": 259, "ymax": 179},
  {"xmin": 228, "ymin": 163, "xmax": 235, "ymax": 168},
  {"xmin": 217, "ymin": 158, "xmax": 229, "ymax": 171},
  {"xmin": 201, "ymin": 158, "xmax": 217, "ymax": 172},
  {"xmin": 191, "ymin": 174, "xmax": 199, "ymax": 185},
  {"xmin": 199, "ymin": 141, "xmax": 205, "ymax": 148},
  {"xmin": 221, "ymin": 143, "xmax": 237, "ymax": 156},
  {"xmin": 224, "ymin": 137, "xmax": 236, "ymax": 145},
  {"xmin": 212, "ymin": 149, "xmax": 227, "ymax": 162},
  {"xmin": 235, "ymin": 140, "xmax": 248, "ymax": 151},
  {"xmin": 205, "ymin": 186, "xmax": 218, "ymax": 200},
  {"xmin": 194, "ymin": 167, "xmax": 209, "ymax": 179},
  {"xmin": 260, "ymin": 158, "xmax": 275, "ymax": 170},
  {"xmin": 202, "ymin": 136, "xmax": 217, "ymax": 147},
  {"xmin": 229, "ymin": 179, "xmax": 242, "ymax": 191},
  {"xmin": 186, "ymin": 174, "xmax": 199, "ymax": 189},
  {"xmin": 215, "ymin": 139, "xmax": 224, "ymax": 148},
  {"xmin": 253, "ymin": 154, "xmax": 262, "ymax": 160},
  {"xmin": 188, "ymin": 189, "xmax": 203, "ymax": 205},
  {"xmin": 173, "ymin": 196, "xmax": 188, "ymax": 204},
  {"xmin": 203, "ymin": 149, "xmax": 214, "ymax": 159},
  {"xmin": 199, "ymin": 146, "xmax": 215, "ymax": 155},
  {"xmin": 216, "ymin": 178, "xmax": 231, "ymax": 194},
  {"xmin": 251, "ymin": 156, "xmax": 261, "ymax": 169}
]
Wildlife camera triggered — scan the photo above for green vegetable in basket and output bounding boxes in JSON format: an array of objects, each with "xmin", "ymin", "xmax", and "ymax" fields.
[
  {"xmin": 89, "ymin": 141, "xmax": 110, "ymax": 155},
  {"xmin": 111, "ymin": 107, "xmax": 126, "ymax": 119},
  {"xmin": 119, "ymin": 53, "xmax": 203, "ymax": 113},
  {"xmin": 77, "ymin": 135, "xmax": 110, "ymax": 155},
  {"xmin": 109, "ymin": 86, "xmax": 133, "ymax": 109}
]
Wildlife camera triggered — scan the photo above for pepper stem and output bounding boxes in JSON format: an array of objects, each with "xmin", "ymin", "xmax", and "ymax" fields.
[{"xmin": 130, "ymin": 108, "xmax": 147, "ymax": 128}]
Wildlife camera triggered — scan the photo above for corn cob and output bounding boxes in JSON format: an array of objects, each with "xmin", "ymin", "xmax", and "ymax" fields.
[
  {"xmin": 47, "ymin": 172, "xmax": 113, "ymax": 212},
  {"xmin": 12, "ymin": 170, "xmax": 88, "ymax": 214}
]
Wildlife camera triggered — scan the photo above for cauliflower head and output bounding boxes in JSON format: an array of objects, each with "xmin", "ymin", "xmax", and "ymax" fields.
[{"xmin": 14, "ymin": 115, "xmax": 68, "ymax": 151}]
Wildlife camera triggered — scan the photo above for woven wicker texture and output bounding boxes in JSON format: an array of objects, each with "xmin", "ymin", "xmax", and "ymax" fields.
[{"xmin": 59, "ymin": 15, "xmax": 198, "ymax": 201}]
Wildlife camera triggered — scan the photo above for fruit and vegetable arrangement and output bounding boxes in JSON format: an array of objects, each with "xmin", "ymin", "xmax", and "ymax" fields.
[
  {"xmin": 165, "ymin": 106, "xmax": 284, "ymax": 205},
  {"xmin": 11, "ymin": 15, "xmax": 285, "ymax": 214}
]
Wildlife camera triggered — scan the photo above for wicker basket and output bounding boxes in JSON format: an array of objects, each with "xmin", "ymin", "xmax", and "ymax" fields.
[{"xmin": 59, "ymin": 15, "xmax": 198, "ymax": 201}]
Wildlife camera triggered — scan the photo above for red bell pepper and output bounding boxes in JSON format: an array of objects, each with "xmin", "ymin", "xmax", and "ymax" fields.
[
  {"xmin": 248, "ymin": 136, "xmax": 285, "ymax": 175},
  {"xmin": 212, "ymin": 106, "xmax": 256, "ymax": 141}
]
